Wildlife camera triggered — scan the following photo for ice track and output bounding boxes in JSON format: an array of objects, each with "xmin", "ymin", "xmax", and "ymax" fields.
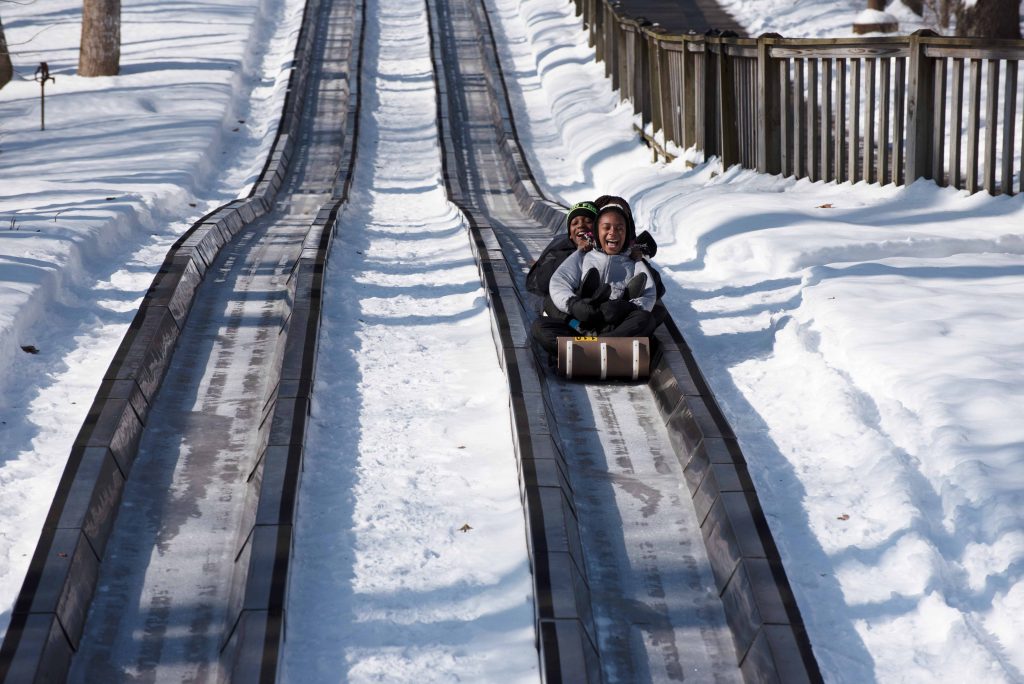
[{"xmin": 0, "ymin": 0, "xmax": 821, "ymax": 680}]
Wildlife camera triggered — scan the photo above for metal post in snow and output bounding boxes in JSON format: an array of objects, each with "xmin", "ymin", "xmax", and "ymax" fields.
[{"xmin": 34, "ymin": 62, "xmax": 56, "ymax": 131}]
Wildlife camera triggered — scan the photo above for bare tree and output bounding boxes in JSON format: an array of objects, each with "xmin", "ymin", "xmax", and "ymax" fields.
[
  {"xmin": 956, "ymin": 0, "xmax": 1022, "ymax": 38},
  {"xmin": 0, "ymin": 14, "xmax": 12, "ymax": 89},
  {"xmin": 936, "ymin": 0, "xmax": 954, "ymax": 29},
  {"xmin": 79, "ymin": 0, "xmax": 120, "ymax": 76}
]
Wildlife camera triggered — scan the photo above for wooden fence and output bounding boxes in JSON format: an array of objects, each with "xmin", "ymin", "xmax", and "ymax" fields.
[{"xmin": 573, "ymin": 0, "xmax": 1024, "ymax": 195}]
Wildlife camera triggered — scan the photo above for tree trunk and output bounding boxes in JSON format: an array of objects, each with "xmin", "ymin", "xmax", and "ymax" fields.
[
  {"xmin": 956, "ymin": 0, "xmax": 1022, "ymax": 38},
  {"xmin": 79, "ymin": 0, "xmax": 120, "ymax": 76},
  {"xmin": 0, "ymin": 15, "xmax": 13, "ymax": 89},
  {"xmin": 937, "ymin": 0, "xmax": 953, "ymax": 30}
]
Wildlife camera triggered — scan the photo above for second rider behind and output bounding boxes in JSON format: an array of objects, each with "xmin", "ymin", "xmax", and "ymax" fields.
[
  {"xmin": 526, "ymin": 200, "xmax": 597, "ymax": 299},
  {"xmin": 532, "ymin": 201, "xmax": 660, "ymax": 355}
]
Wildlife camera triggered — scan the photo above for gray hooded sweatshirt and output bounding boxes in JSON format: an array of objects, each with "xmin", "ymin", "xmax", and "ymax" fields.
[{"xmin": 549, "ymin": 248, "xmax": 657, "ymax": 315}]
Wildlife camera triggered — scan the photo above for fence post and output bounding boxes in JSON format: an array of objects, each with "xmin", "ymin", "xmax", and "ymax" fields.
[
  {"xmin": 585, "ymin": 0, "xmax": 596, "ymax": 47},
  {"xmin": 906, "ymin": 29, "xmax": 938, "ymax": 183},
  {"xmin": 657, "ymin": 35, "xmax": 676, "ymax": 150},
  {"xmin": 701, "ymin": 40, "xmax": 718, "ymax": 156},
  {"xmin": 716, "ymin": 36, "xmax": 741, "ymax": 168},
  {"xmin": 602, "ymin": 3, "xmax": 613, "ymax": 79},
  {"xmin": 619, "ymin": 19, "xmax": 631, "ymax": 103},
  {"xmin": 638, "ymin": 20, "xmax": 653, "ymax": 131},
  {"xmin": 757, "ymin": 33, "xmax": 783, "ymax": 174},
  {"xmin": 649, "ymin": 32, "xmax": 664, "ymax": 141},
  {"xmin": 682, "ymin": 39, "xmax": 698, "ymax": 150}
]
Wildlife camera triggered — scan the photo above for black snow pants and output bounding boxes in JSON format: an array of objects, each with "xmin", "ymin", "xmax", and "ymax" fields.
[{"xmin": 531, "ymin": 309, "xmax": 659, "ymax": 356}]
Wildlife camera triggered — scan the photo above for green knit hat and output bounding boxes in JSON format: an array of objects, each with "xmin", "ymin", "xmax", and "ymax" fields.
[{"xmin": 566, "ymin": 201, "xmax": 598, "ymax": 232}]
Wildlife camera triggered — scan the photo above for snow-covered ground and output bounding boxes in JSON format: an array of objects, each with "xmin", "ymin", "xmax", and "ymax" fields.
[
  {"xmin": 0, "ymin": 0, "xmax": 305, "ymax": 637},
  {"xmin": 2, "ymin": 0, "xmax": 1023, "ymax": 681},
  {"xmin": 487, "ymin": 0, "xmax": 1024, "ymax": 681},
  {"xmin": 716, "ymin": 0, "xmax": 1024, "ymax": 37},
  {"xmin": 717, "ymin": 0, "xmax": 923, "ymax": 36},
  {"xmin": 280, "ymin": 0, "xmax": 536, "ymax": 679}
]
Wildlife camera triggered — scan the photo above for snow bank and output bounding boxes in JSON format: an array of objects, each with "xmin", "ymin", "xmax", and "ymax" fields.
[{"xmin": 0, "ymin": 0, "xmax": 304, "ymax": 636}]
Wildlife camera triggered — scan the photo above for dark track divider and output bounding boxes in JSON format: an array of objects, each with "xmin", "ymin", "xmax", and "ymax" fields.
[
  {"xmin": 428, "ymin": 0, "xmax": 603, "ymax": 680},
  {"xmin": 0, "ymin": 0, "xmax": 332, "ymax": 679},
  {"xmin": 434, "ymin": 0, "xmax": 823, "ymax": 681},
  {"xmin": 219, "ymin": 0, "xmax": 366, "ymax": 680}
]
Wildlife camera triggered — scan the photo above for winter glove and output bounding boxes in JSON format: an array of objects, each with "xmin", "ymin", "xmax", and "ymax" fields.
[
  {"xmin": 634, "ymin": 230, "xmax": 657, "ymax": 258},
  {"xmin": 600, "ymin": 299, "xmax": 634, "ymax": 326},
  {"xmin": 568, "ymin": 296, "xmax": 601, "ymax": 324}
]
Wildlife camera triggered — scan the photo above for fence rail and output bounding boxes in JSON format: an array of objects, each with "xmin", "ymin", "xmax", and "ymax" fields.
[{"xmin": 573, "ymin": 0, "xmax": 1024, "ymax": 195}]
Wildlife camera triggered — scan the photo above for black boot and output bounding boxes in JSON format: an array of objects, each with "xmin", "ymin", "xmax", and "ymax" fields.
[
  {"xmin": 622, "ymin": 272, "xmax": 647, "ymax": 301},
  {"xmin": 577, "ymin": 268, "xmax": 600, "ymax": 298}
]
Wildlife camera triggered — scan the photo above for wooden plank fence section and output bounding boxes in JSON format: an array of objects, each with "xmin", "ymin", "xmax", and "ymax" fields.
[
  {"xmin": 572, "ymin": 0, "xmax": 1024, "ymax": 195},
  {"xmin": 1002, "ymin": 61, "xmax": 1018, "ymax": 192}
]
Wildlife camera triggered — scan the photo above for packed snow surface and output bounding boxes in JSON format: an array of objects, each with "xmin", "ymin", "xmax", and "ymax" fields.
[
  {"xmin": 281, "ymin": 0, "xmax": 536, "ymax": 679},
  {"xmin": 486, "ymin": 0, "xmax": 1024, "ymax": 681},
  {"xmin": 2, "ymin": 0, "xmax": 1024, "ymax": 682}
]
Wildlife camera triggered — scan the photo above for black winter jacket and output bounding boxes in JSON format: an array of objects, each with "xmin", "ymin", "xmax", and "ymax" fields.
[{"xmin": 526, "ymin": 235, "xmax": 577, "ymax": 296}]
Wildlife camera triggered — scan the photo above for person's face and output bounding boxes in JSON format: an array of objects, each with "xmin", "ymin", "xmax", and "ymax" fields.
[
  {"xmin": 597, "ymin": 212, "xmax": 626, "ymax": 254},
  {"xmin": 569, "ymin": 215, "xmax": 594, "ymax": 248}
]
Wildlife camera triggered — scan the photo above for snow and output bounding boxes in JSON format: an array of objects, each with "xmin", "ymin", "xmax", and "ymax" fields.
[
  {"xmin": 280, "ymin": 0, "xmax": 535, "ymax": 679},
  {"xmin": 1, "ymin": 0, "xmax": 1023, "ymax": 682},
  {"xmin": 716, "ymin": 0, "xmax": 913, "ymax": 37},
  {"xmin": 716, "ymin": 0, "xmax": 1024, "ymax": 36},
  {"xmin": 853, "ymin": 9, "xmax": 899, "ymax": 26},
  {"xmin": 0, "ymin": 0, "xmax": 306, "ymax": 637},
  {"xmin": 486, "ymin": 0, "xmax": 1024, "ymax": 681}
]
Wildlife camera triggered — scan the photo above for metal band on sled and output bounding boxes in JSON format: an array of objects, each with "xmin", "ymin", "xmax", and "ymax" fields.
[{"xmin": 556, "ymin": 336, "xmax": 651, "ymax": 380}]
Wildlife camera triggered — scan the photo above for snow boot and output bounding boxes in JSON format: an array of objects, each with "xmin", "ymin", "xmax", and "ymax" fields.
[
  {"xmin": 577, "ymin": 267, "xmax": 600, "ymax": 298},
  {"xmin": 622, "ymin": 273, "xmax": 647, "ymax": 301},
  {"xmin": 590, "ymin": 283, "xmax": 612, "ymax": 305}
]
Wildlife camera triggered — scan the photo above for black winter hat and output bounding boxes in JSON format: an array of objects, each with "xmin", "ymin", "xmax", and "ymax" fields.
[{"xmin": 565, "ymin": 201, "xmax": 598, "ymax": 234}]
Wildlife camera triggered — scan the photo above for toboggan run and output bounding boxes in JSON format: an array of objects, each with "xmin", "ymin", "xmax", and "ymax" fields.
[{"xmin": 0, "ymin": 0, "xmax": 823, "ymax": 681}]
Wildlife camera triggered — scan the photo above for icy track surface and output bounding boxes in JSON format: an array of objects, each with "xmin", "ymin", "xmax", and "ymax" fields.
[
  {"xmin": 280, "ymin": 0, "xmax": 537, "ymax": 681},
  {"xmin": 485, "ymin": 0, "xmax": 1024, "ymax": 682}
]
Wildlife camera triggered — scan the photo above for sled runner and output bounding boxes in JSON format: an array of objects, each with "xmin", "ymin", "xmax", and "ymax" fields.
[{"xmin": 556, "ymin": 335, "xmax": 651, "ymax": 380}]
